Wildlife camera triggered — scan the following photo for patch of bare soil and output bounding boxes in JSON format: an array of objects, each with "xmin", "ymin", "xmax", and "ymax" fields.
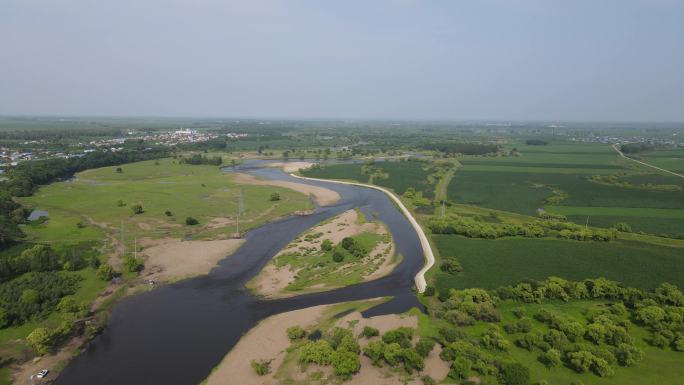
[
  {"xmin": 139, "ymin": 238, "xmax": 245, "ymax": 282},
  {"xmin": 232, "ymin": 172, "xmax": 340, "ymax": 206}
]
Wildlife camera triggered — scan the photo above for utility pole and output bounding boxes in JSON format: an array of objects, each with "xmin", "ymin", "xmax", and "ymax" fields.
[
  {"xmin": 120, "ymin": 220, "xmax": 125, "ymax": 256},
  {"xmin": 440, "ymin": 200, "xmax": 446, "ymax": 218},
  {"xmin": 134, "ymin": 237, "xmax": 137, "ymax": 259},
  {"xmin": 585, "ymin": 215, "xmax": 590, "ymax": 229}
]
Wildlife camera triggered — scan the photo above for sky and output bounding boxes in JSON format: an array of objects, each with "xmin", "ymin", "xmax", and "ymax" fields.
[{"xmin": 1, "ymin": 0, "xmax": 683, "ymax": 122}]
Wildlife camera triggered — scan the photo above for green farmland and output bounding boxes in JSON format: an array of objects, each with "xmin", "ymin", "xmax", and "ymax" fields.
[{"xmin": 432, "ymin": 235, "xmax": 684, "ymax": 292}]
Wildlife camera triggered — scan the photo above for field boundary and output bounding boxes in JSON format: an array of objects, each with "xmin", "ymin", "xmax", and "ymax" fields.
[
  {"xmin": 613, "ymin": 143, "xmax": 684, "ymax": 178},
  {"xmin": 290, "ymin": 173, "xmax": 435, "ymax": 293}
]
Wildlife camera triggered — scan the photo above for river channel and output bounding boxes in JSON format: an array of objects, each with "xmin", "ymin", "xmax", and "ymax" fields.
[{"xmin": 55, "ymin": 161, "xmax": 425, "ymax": 385}]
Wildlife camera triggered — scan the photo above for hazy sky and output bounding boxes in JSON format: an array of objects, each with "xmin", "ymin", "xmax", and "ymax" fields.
[{"xmin": 1, "ymin": 0, "xmax": 683, "ymax": 121}]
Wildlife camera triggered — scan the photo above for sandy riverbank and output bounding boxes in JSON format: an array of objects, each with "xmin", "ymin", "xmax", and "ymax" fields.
[
  {"xmin": 248, "ymin": 209, "xmax": 397, "ymax": 298},
  {"xmin": 203, "ymin": 302, "xmax": 448, "ymax": 385},
  {"xmin": 139, "ymin": 238, "xmax": 245, "ymax": 282},
  {"xmin": 231, "ymin": 172, "xmax": 340, "ymax": 206},
  {"xmin": 263, "ymin": 161, "xmax": 314, "ymax": 173}
]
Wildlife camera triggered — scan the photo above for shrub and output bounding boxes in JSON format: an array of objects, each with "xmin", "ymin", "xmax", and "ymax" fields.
[
  {"xmin": 131, "ymin": 204, "xmax": 144, "ymax": 215},
  {"xmin": 540, "ymin": 348, "xmax": 561, "ymax": 367},
  {"xmin": 332, "ymin": 251, "xmax": 344, "ymax": 262},
  {"xmin": 363, "ymin": 340, "xmax": 385, "ymax": 365},
  {"xmin": 164, "ymin": 210, "xmax": 173, "ymax": 216},
  {"xmin": 422, "ymin": 375, "xmax": 436, "ymax": 385},
  {"xmin": 26, "ymin": 327, "xmax": 54, "ymax": 355},
  {"xmin": 299, "ymin": 340, "xmax": 334, "ymax": 365},
  {"xmin": 440, "ymin": 259, "xmax": 463, "ymax": 274},
  {"xmin": 269, "ymin": 192, "xmax": 281, "ymax": 201},
  {"xmin": 401, "ymin": 348, "xmax": 425, "ymax": 373},
  {"xmin": 424, "ymin": 286, "xmax": 436, "ymax": 296},
  {"xmin": 320, "ymin": 239, "xmax": 333, "ymax": 251},
  {"xmin": 331, "ymin": 350, "xmax": 360, "ymax": 378},
  {"xmin": 124, "ymin": 256, "xmax": 144, "ymax": 273},
  {"xmin": 185, "ymin": 217, "xmax": 199, "ymax": 226},
  {"xmin": 360, "ymin": 326, "xmax": 379, "ymax": 339},
  {"xmin": 116, "ymin": 200, "xmax": 126, "ymax": 207},
  {"xmin": 287, "ymin": 326, "xmax": 306, "ymax": 340},
  {"xmin": 250, "ymin": 359, "xmax": 270, "ymax": 376},
  {"xmin": 382, "ymin": 327, "xmax": 414, "ymax": 348},
  {"xmin": 415, "ymin": 339, "xmax": 435, "ymax": 357},
  {"xmin": 96, "ymin": 263, "xmax": 116, "ymax": 281},
  {"xmin": 499, "ymin": 362, "xmax": 530, "ymax": 385},
  {"xmin": 613, "ymin": 222, "xmax": 632, "ymax": 232}
]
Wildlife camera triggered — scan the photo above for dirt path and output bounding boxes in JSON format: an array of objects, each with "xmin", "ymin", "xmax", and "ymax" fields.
[
  {"xmin": 291, "ymin": 174, "xmax": 435, "ymax": 293},
  {"xmin": 612, "ymin": 143, "xmax": 684, "ymax": 178}
]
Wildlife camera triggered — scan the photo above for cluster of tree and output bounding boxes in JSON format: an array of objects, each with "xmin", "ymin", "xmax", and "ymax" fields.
[
  {"xmin": 428, "ymin": 214, "xmax": 616, "ymax": 242},
  {"xmin": 0, "ymin": 271, "xmax": 81, "ymax": 328},
  {"xmin": 589, "ymin": 174, "xmax": 681, "ymax": 192},
  {"xmin": 363, "ymin": 327, "xmax": 433, "ymax": 375},
  {"xmin": 5, "ymin": 147, "xmax": 168, "ymax": 197},
  {"xmin": 297, "ymin": 327, "xmax": 361, "ymax": 379},
  {"xmin": 420, "ymin": 142, "xmax": 499, "ymax": 156},
  {"xmin": 431, "ymin": 278, "xmax": 684, "ymax": 382},
  {"xmin": 179, "ymin": 154, "xmax": 223, "ymax": 165},
  {"xmin": 620, "ymin": 143, "xmax": 654, "ymax": 154},
  {"xmin": 436, "ymin": 288, "xmax": 501, "ymax": 326},
  {"xmin": 0, "ymin": 244, "xmax": 97, "ymax": 283},
  {"xmin": 440, "ymin": 258, "xmax": 463, "ymax": 274},
  {"xmin": 525, "ymin": 139, "xmax": 548, "ymax": 146},
  {"xmin": 25, "ymin": 295, "xmax": 87, "ymax": 355}
]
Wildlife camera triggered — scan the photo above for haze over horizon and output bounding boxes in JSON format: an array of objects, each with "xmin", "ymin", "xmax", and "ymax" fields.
[{"xmin": 1, "ymin": 0, "xmax": 683, "ymax": 122}]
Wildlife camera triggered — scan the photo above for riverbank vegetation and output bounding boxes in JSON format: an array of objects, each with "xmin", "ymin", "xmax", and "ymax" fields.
[{"xmin": 248, "ymin": 209, "xmax": 397, "ymax": 296}]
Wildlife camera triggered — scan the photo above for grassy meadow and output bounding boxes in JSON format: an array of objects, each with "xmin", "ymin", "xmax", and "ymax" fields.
[{"xmin": 19, "ymin": 158, "xmax": 311, "ymax": 245}]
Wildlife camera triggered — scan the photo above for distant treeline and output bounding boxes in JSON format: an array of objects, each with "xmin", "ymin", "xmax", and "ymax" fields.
[
  {"xmin": 179, "ymin": 154, "xmax": 223, "ymax": 166},
  {"xmin": 0, "ymin": 146, "xmax": 168, "ymax": 250},
  {"xmin": 620, "ymin": 143, "xmax": 654, "ymax": 154},
  {"xmin": 421, "ymin": 142, "xmax": 499, "ymax": 155},
  {"xmin": 525, "ymin": 139, "xmax": 548, "ymax": 146}
]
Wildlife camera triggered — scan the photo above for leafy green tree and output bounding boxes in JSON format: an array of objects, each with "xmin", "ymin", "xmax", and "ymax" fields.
[
  {"xmin": 541, "ymin": 348, "xmax": 561, "ymax": 367},
  {"xmin": 450, "ymin": 356, "xmax": 471, "ymax": 379},
  {"xmin": 299, "ymin": 340, "xmax": 334, "ymax": 365},
  {"xmin": 331, "ymin": 350, "xmax": 360, "ymax": 378},
  {"xmin": 383, "ymin": 342, "xmax": 403, "ymax": 366},
  {"xmin": 382, "ymin": 327, "xmax": 414, "ymax": 348},
  {"xmin": 612, "ymin": 222, "xmax": 632, "ymax": 232},
  {"xmin": 56, "ymin": 297, "xmax": 80, "ymax": 314},
  {"xmin": 415, "ymin": 339, "xmax": 435, "ymax": 357},
  {"xmin": 124, "ymin": 255, "xmax": 144, "ymax": 272},
  {"xmin": 568, "ymin": 351, "xmax": 594, "ymax": 373},
  {"xmin": 363, "ymin": 340, "xmax": 385, "ymax": 365},
  {"xmin": 440, "ymin": 258, "xmax": 463, "ymax": 274},
  {"xmin": 26, "ymin": 327, "xmax": 54, "ymax": 355},
  {"xmin": 97, "ymin": 263, "xmax": 116, "ymax": 281},
  {"xmin": 635, "ymin": 305, "xmax": 667, "ymax": 326},
  {"xmin": 401, "ymin": 348, "xmax": 425, "ymax": 373},
  {"xmin": 21, "ymin": 289, "xmax": 40, "ymax": 304},
  {"xmin": 360, "ymin": 326, "xmax": 379, "ymax": 338},
  {"xmin": 615, "ymin": 343, "xmax": 644, "ymax": 366}
]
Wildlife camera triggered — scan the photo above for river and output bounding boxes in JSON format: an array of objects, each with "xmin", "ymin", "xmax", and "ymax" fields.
[{"xmin": 55, "ymin": 161, "xmax": 425, "ymax": 385}]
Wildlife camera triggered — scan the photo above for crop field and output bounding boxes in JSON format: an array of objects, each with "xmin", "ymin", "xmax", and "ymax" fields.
[
  {"xmin": 372, "ymin": 160, "xmax": 436, "ymax": 198},
  {"xmin": 302, "ymin": 160, "xmax": 438, "ymax": 198},
  {"xmin": 432, "ymin": 235, "xmax": 684, "ymax": 292},
  {"xmin": 301, "ymin": 163, "xmax": 367, "ymax": 182},
  {"xmin": 547, "ymin": 206, "xmax": 684, "ymax": 238},
  {"xmin": 634, "ymin": 148, "xmax": 684, "ymax": 173},
  {"xmin": 19, "ymin": 158, "xmax": 310, "ymax": 245}
]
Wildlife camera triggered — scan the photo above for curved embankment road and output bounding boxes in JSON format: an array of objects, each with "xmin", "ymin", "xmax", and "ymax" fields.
[
  {"xmin": 291, "ymin": 173, "xmax": 435, "ymax": 293},
  {"xmin": 612, "ymin": 143, "xmax": 684, "ymax": 179}
]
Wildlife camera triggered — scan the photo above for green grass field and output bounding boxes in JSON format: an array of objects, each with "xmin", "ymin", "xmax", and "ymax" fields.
[
  {"xmin": 19, "ymin": 158, "xmax": 310, "ymax": 245},
  {"xmin": 432, "ymin": 235, "xmax": 684, "ymax": 292}
]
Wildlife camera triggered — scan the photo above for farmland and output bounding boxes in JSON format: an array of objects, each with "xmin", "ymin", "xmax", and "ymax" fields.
[{"xmin": 432, "ymin": 235, "xmax": 684, "ymax": 292}]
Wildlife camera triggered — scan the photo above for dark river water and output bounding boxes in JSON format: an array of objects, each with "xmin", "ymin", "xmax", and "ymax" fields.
[{"xmin": 55, "ymin": 161, "xmax": 425, "ymax": 385}]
